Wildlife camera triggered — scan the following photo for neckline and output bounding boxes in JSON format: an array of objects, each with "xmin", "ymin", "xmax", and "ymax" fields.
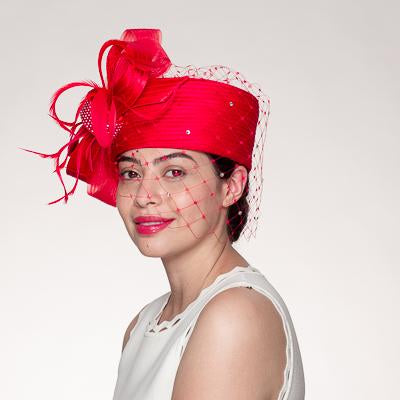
[{"xmin": 146, "ymin": 265, "xmax": 257, "ymax": 334}]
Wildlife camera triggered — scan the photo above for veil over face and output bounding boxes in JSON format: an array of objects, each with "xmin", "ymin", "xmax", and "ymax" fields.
[
  {"xmin": 21, "ymin": 28, "xmax": 270, "ymax": 242},
  {"xmin": 115, "ymin": 147, "xmax": 248, "ymax": 254}
]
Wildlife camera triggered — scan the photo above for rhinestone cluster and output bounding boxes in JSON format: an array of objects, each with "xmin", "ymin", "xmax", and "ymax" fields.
[{"xmin": 80, "ymin": 99, "xmax": 123, "ymax": 137}]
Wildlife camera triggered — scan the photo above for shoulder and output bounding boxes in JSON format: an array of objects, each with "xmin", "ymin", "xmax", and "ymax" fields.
[
  {"xmin": 122, "ymin": 312, "xmax": 140, "ymax": 351},
  {"xmin": 122, "ymin": 307, "xmax": 143, "ymax": 351},
  {"xmin": 172, "ymin": 286, "xmax": 287, "ymax": 400}
]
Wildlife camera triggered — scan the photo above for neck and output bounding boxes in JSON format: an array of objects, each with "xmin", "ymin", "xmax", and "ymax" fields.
[{"xmin": 160, "ymin": 233, "xmax": 249, "ymax": 319}]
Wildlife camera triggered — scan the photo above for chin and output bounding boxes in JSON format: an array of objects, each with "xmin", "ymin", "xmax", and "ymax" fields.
[
  {"xmin": 131, "ymin": 231, "xmax": 184, "ymax": 257},
  {"xmin": 133, "ymin": 228, "xmax": 204, "ymax": 259}
]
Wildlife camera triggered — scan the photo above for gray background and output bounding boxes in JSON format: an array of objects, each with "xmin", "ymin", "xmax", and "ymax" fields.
[{"xmin": 1, "ymin": 0, "xmax": 399, "ymax": 398}]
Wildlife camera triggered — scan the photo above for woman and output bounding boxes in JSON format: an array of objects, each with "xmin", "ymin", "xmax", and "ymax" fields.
[{"xmin": 23, "ymin": 28, "xmax": 305, "ymax": 400}]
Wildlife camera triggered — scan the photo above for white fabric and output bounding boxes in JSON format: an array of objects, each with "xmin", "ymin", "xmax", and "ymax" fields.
[{"xmin": 112, "ymin": 265, "xmax": 305, "ymax": 400}]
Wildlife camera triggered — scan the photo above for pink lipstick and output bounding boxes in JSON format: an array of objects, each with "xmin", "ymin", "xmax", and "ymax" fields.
[{"xmin": 133, "ymin": 216, "xmax": 175, "ymax": 235}]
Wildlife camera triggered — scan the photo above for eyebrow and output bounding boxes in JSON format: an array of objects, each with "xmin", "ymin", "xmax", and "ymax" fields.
[{"xmin": 116, "ymin": 151, "xmax": 198, "ymax": 167}]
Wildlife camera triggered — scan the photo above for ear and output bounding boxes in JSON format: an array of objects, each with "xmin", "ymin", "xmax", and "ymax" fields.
[{"xmin": 222, "ymin": 164, "xmax": 248, "ymax": 208}]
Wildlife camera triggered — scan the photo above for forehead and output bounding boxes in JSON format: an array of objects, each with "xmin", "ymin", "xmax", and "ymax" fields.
[{"xmin": 116, "ymin": 148, "xmax": 208, "ymax": 166}]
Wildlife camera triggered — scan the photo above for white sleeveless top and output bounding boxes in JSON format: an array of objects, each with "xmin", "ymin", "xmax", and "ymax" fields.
[{"xmin": 112, "ymin": 265, "xmax": 305, "ymax": 400}]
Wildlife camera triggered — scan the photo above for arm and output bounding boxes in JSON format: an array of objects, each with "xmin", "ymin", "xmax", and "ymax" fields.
[{"xmin": 171, "ymin": 287, "xmax": 287, "ymax": 400}]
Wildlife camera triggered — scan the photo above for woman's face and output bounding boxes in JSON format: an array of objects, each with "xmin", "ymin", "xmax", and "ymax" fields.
[{"xmin": 116, "ymin": 147, "xmax": 230, "ymax": 258}]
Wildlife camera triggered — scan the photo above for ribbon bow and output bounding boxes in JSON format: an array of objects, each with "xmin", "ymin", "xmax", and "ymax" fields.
[{"xmin": 20, "ymin": 29, "xmax": 173, "ymax": 205}]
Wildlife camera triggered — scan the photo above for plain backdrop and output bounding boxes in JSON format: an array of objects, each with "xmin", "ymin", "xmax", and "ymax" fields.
[{"xmin": 1, "ymin": 0, "xmax": 399, "ymax": 399}]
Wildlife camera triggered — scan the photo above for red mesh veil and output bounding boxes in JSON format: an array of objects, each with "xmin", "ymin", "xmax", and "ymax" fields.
[
  {"xmin": 159, "ymin": 64, "xmax": 270, "ymax": 241},
  {"xmin": 20, "ymin": 28, "xmax": 271, "ymax": 242}
]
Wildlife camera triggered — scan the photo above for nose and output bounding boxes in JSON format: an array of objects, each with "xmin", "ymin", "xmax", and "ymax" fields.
[{"xmin": 133, "ymin": 174, "xmax": 164, "ymax": 208}]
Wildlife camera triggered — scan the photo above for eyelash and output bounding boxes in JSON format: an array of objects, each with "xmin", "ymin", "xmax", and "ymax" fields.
[{"xmin": 119, "ymin": 168, "xmax": 186, "ymax": 181}]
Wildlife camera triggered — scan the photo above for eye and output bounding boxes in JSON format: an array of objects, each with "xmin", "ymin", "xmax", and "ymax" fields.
[
  {"xmin": 119, "ymin": 168, "xmax": 186, "ymax": 181},
  {"xmin": 165, "ymin": 169, "xmax": 186, "ymax": 179},
  {"xmin": 119, "ymin": 170, "xmax": 140, "ymax": 180}
]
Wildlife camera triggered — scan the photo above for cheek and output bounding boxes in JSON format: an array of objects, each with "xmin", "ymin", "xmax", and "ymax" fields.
[
  {"xmin": 116, "ymin": 195, "xmax": 131, "ymax": 224},
  {"xmin": 172, "ymin": 179, "xmax": 221, "ymax": 221}
]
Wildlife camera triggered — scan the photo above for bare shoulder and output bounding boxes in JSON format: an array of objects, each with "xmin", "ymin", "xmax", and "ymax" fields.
[
  {"xmin": 122, "ymin": 304, "xmax": 146, "ymax": 352},
  {"xmin": 171, "ymin": 286, "xmax": 287, "ymax": 400}
]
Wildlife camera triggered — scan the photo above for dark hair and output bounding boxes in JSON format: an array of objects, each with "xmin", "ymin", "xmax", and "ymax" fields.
[{"xmin": 205, "ymin": 153, "xmax": 250, "ymax": 243}]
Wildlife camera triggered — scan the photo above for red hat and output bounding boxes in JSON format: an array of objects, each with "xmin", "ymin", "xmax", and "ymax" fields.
[{"xmin": 21, "ymin": 28, "xmax": 270, "ymax": 240}]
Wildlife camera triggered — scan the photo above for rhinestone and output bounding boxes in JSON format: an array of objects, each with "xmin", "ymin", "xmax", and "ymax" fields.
[
  {"xmin": 186, "ymin": 129, "xmax": 191, "ymax": 135},
  {"xmin": 229, "ymin": 101, "xmax": 234, "ymax": 106},
  {"xmin": 238, "ymin": 210, "xmax": 243, "ymax": 215},
  {"xmin": 219, "ymin": 172, "xmax": 225, "ymax": 177}
]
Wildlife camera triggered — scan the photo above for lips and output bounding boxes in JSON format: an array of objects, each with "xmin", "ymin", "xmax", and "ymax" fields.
[
  {"xmin": 134, "ymin": 215, "xmax": 175, "ymax": 224},
  {"xmin": 133, "ymin": 215, "xmax": 175, "ymax": 235}
]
